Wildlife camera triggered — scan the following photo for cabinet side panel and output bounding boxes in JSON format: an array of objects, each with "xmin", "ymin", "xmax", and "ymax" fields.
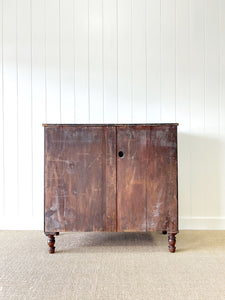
[
  {"xmin": 117, "ymin": 127, "xmax": 147, "ymax": 232},
  {"xmin": 105, "ymin": 127, "xmax": 117, "ymax": 231},
  {"xmin": 44, "ymin": 127, "xmax": 65, "ymax": 232},
  {"xmin": 147, "ymin": 125, "xmax": 178, "ymax": 233}
]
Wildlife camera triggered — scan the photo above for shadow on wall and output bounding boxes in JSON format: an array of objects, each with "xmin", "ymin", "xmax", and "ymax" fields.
[{"xmin": 178, "ymin": 131, "xmax": 225, "ymax": 228}]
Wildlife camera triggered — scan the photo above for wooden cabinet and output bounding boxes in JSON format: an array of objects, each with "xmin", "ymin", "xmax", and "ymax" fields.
[{"xmin": 43, "ymin": 124, "xmax": 178, "ymax": 253}]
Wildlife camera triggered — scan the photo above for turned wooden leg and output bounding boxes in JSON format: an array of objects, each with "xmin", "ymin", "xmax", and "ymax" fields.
[
  {"xmin": 168, "ymin": 233, "xmax": 176, "ymax": 253},
  {"xmin": 45, "ymin": 233, "xmax": 56, "ymax": 254},
  {"xmin": 162, "ymin": 231, "xmax": 167, "ymax": 235}
]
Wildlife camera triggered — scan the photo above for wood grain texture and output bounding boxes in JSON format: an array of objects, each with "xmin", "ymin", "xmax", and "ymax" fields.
[
  {"xmin": 117, "ymin": 126, "xmax": 148, "ymax": 231},
  {"xmin": 44, "ymin": 124, "xmax": 178, "ymax": 252},
  {"xmin": 44, "ymin": 126, "xmax": 116, "ymax": 232},
  {"xmin": 105, "ymin": 127, "xmax": 117, "ymax": 231},
  {"xmin": 147, "ymin": 125, "xmax": 178, "ymax": 233},
  {"xmin": 45, "ymin": 124, "xmax": 178, "ymax": 235}
]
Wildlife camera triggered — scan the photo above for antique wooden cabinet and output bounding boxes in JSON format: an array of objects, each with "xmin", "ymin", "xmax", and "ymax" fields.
[{"xmin": 43, "ymin": 124, "xmax": 178, "ymax": 253}]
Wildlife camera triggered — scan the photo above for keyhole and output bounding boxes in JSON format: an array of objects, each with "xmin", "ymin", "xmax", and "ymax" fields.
[{"xmin": 118, "ymin": 151, "xmax": 124, "ymax": 158}]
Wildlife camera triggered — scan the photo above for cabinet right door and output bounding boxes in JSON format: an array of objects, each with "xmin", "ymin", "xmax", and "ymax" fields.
[
  {"xmin": 147, "ymin": 125, "xmax": 178, "ymax": 233},
  {"xmin": 117, "ymin": 125, "xmax": 178, "ymax": 233}
]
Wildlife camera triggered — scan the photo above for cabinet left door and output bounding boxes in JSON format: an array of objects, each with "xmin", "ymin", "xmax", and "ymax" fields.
[{"xmin": 44, "ymin": 126, "xmax": 117, "ymax": 233}]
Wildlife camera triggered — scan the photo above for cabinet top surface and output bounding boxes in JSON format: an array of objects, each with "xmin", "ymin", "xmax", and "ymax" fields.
[{"xmin": 43, "ymin": 123, "xmax": 179, "ymax": 127}]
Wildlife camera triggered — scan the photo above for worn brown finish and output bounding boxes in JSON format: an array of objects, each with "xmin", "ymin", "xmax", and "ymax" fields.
[
  {"xmin": 44, "ymin": 126, "xmax": 117, "ymax": 233},
  {"xmin": 117, "ymin": 126, "xmax": 147, "ymax": 231},
  {"xmin": 44, "ymin": 127, "xmax": 65, "ymax": 232},
  {"xmin": 44, "ymin": 124, "xmax": 178, "ymax": 253},
  {"xmin": 105, "ymin": 127, "xmax": 117, "ymax": 231},
  {"xmin": 147, "ymin": 125, "xmax": 178, "ymax": 233}
]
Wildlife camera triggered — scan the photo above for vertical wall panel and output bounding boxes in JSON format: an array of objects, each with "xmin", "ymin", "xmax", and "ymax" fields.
[
  {"xmin": 74, "ymin": 0, "xmax": 89, "ymax": 123},
  {"xmin": 89, "ymin": 0, "xmax": 103, "ymax": 123},
  {"xmin": 0, "ymin": 0, "xmax": 4, "ymax": 215},
  {"xmin": 220, "ymin": 0, "xmax": 225, "ymax": 137},
  {"xmin": 17, "ymin": 0, "xmax": 32, "ymax": 217},
  {"xmin": 176, "ymin": 0, "xmax": 190, "ymax": 131},
  {"xmin": 103, "ymin": 0, "xmax": 117, "ymax": 123},
  {"xmin": 190, "ymin": 0, "xmax": 205, "ymax": 132},
  {"xmin": 176, "ymin": 0, "xmax": 191, "ymax": 218},
  {"xmin": 204, "ymin": 0, "xmax": 220, "ymax": 217},
  {"xmin": 146, "ymin": 0, "xmax": 161, "ymax": 122},
  {"xmin": 190, "ymin": 0, "xmax": 205, "ymax": 218},
  {"xmin": 118, "ymin": 0, "xmax": 132, "ymax": 122},
  {"xmin": 205, "ymin": 0, "xmax": 220, "ymax": 134},
  {"xmin": 161, "ymin": 0, "xmax": 176, "ymax": 122},
  {"xmin": 46, "ymin": 0, "xmax": 61, "ymax": 123},
  {"xmin": 220, "ymin": 0, "xmax": 225, "ymax": 217},
  {"xmin": 60, "ymin": 0, "xmax": 75, "ymax": 123},
  {"xmin": 132, "ymin": 0, "xmax": 146, "ymax": 122},
  {"xmin": 2, "ymin": 0, "xmax": 18, "ymax": 217},
  {"xmin": 32, "ymin": 0, "xmax": 45, "ymax": 226}
]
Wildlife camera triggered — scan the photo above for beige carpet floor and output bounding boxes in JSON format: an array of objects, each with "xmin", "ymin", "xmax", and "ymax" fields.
[{"xmin": 0, "ymin": 230, "xmax": 225, "ymax": 300}]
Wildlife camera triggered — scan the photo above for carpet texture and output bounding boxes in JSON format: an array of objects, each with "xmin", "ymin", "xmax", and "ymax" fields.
[{"xmin": 0, "ymin": 230, "xmax": 225, "ymax": 299}]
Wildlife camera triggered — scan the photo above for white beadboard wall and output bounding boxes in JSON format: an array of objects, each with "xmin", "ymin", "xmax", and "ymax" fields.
[{"xmin": 0, "ymin": 0, "xmax": 225, "ymax": 230}]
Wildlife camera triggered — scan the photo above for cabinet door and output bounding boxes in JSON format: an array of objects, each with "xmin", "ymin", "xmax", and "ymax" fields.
[
  {"xmin": 117, "ymin": 126, "xmax": 148, "ymax": 231},
  {"xmin": 44, "ymin": 126, "xmax": 116, "ymax": 232},
  {"xmin": 116, "ymin": 125, "xmax": 178, "ymax": 233}
]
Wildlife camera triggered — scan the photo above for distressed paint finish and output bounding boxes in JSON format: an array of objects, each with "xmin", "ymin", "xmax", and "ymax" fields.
[
  {"xmin": 116, "ymin": 124, "xmax": 178, "ymax": 233},
  {"xmin": 44, "ymin": 124, "xmax": 178, "ymax": 238},
  {"xmin": 147, "ymin": 125, "xmax": 178, "ymax": 233},
  {"xmin": 44, "ymin": 125, "xmax": 117, "ymax": 232},
  {"xmin": 117, "ymin": 126, "xmax": 148, "ymax": 231},
  {"xmin": 44, "ymin": 127, "xmax": 65, "ymax": 232},
  {"xmin": 105, "ymin": 127, "xmax": 117, "ymax": 231}
]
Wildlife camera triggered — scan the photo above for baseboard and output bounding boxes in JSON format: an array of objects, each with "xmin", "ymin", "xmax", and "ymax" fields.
[
  {"xmin": 0, "ymin": 216, "xmax": 225, "ymax": 230},
  {"xmin": 179, "ymin": 217, "xmax": 225, "ymax": 230},
  {"xmin": 0, "ymin": 216, "xmax": 43, "ymax": 230}
]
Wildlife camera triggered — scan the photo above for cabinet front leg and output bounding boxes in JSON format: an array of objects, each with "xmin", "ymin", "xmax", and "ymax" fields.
[
  {"xmin": 45, "ymin": 233, "xmax": 56, "ymax": 254},
  {"xmin": 168, "ymin": 233, "xmax": 176, "ymax": 253}
]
